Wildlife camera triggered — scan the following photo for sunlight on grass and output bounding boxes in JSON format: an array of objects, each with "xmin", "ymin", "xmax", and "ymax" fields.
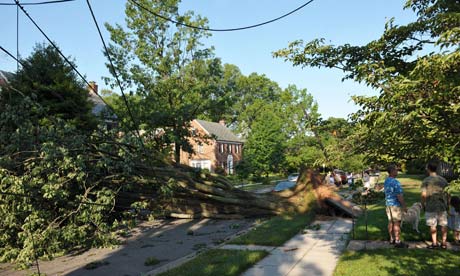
[
  {"xmin": 334, "ymin": 249, "xmax": 460, "ymax": 276},
  {"xmin": 353, "ymin": 174, "xmax": 453, "ymax": 241},
  {"xmin": 229, "ymin": 211, "xmax": 315, "ymax": 246},
  {"xmin": 157, "ymin": 249, "xmax": 268, "ymax": 276}
]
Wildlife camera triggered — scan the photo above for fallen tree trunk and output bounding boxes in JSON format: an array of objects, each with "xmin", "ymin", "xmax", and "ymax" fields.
[{"xmin": 131, "ymin": 165, "xmax": 338, "ymax": 218}]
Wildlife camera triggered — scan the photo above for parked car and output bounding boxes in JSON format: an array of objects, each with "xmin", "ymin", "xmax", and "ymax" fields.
[
  {"xmin": 287, "ymin": 173, "xmax": 299, "ymax": 182},
  {"xmin": 333, "ymin": 169, "xmax": 347, "ymax": 184},
  {"xmin": 272, "ymin": 181, "xmax": 297, "ymax": 192}
]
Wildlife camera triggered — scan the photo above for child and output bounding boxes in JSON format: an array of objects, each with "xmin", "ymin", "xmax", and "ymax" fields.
[{"xmin": 448, "ymin": 196, "xmax": 460, "ymax": 243}]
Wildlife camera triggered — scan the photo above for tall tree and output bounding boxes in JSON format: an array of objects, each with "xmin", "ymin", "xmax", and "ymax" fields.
[
  {"xmin": 10, "ymin": 43, "xmax": 96, "ymax": 130},
  {"xmin": 232, "ymin": 73, "xmax": 283, "ymax": 137},
  {"xmin": 275, "ymin": 0, "xmax": 460, "ymax": 174},
  {"xmin": 105, "ymin": 0, "xmax": 214, "ymax": 163},
  {"xmin": 244, "ymin": 104, "xmax": 286, "ymax": 176},
  {"xmin": 197, "ymin": 63, "xmax": 243, "ymax": 123},
  {"xmin": 281, "ymin": 85, "xmax": 323, "ymax": 172}
]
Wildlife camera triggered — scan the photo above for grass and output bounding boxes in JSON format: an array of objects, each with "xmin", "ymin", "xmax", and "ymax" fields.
[
  {"xmin": 229, "ymin": 211, "xmax": 316, "ymax": 246},
  {"xmin": 337, "ymin": 174, "xmax": 460, "ymax": 275},
  {"xmin": 334, "ymin": 248, "xmax": 460, "ymax": 276},
  {"xmin": 157, "ymin": 249, "xmax": 268, "ymax": 276},
  {"xmin": 352, "ymin": 174, "xmax": 454, "ymax": 241}
]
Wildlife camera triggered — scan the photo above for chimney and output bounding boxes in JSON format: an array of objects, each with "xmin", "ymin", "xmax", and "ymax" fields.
[
  {"xmin": 218, "ymin": 119, "xmax": 226, "ymax": 126},
  {"xmin": 88, "ymin": 81, "xmax": 98, "ymax": 94}
]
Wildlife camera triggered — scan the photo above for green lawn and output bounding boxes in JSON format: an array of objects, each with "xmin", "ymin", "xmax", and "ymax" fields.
[
  {"xmin": 352, "ymin": 174, "xmax": 452, "ymax": 241},
  {"xmin": 334, "ymin": 248, "xmax": 460, "ymax": 276},
  {"xmin": 337, "ymin": 174, "xmax": 460, "ymax": 275},
  {"xmin": 229, "ymin": 211, "xmax": 315, "ymax": 246},
  {"xmin": 157, "ymin": 249, "xmax": 268, "ymax": 276}
]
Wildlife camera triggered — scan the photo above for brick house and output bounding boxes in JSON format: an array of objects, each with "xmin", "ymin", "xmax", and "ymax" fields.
[{"xmin": 180, "ymin": 119, "xmax": 243, "ymax": 174}]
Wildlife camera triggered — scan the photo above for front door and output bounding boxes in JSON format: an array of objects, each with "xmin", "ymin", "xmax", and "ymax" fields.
[{"xmin": 227, "ymin": 155, "xmax": 233, "ymax": 175}]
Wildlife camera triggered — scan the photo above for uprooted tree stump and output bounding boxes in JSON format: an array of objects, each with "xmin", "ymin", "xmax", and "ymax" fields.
[{"xmin": 138, "ymin": 165, "xmax": 343, "ymax": 219}]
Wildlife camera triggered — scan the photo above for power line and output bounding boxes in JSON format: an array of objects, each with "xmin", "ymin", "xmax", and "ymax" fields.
[
  {"xmin": 128, "ymin": 0, "xmax": 315, "ymax": 32},
  {"xmin": 0, "ymin": 45, "xmax": 25, "ymax": 67},
  {"xmin": 16, "ymin": 4, "xmax": 19, "ymax": 72},
  {"xmin": 0, "ymin": 43, "xmax": 102, "ymax": 114},
  {"xmin": 0, "ymin": 0, "xmax": 75, "ymax": 5},
  {"xmin": 13, "ymin": 1, "xmax": 121, "ymax": 122},
  {"xmin": 85, "ymin": 0, "xmax": 144, "ymax": 144}
]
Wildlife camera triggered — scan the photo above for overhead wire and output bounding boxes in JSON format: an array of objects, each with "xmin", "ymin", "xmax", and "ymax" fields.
[
  {"xmin": 3, "ymin": 0, "xmax": 315, "ymax": 33},
  {"xmin": 1, "ymin": 43, "xmax": 102, "ymax": 114},
  {"xmin": 6, "ymin": 0, "xmax": 158, "ymax": 175},
  {"xmin": 12, "ymin": 0, "xmax": 122, "ymax": 123},
  {"xmin": 0, "ymin": 45, "xmax": 25, "ymax": 67},
  {"xmin": 16, "ymin": 3, "xmax": 19, "ymax": 71},
  {"xmin": 85, "ymin": 0, "xmax": 144, "ymax": 145},
  {"xmin": 128, "ymin": 0, "xmax": 315, "ymax": 32},
  {"xmin": 2, "ymin": 2, "xmax": 157, "ymax": 213},
  {"xmin": 0, "ymin": 0, "xmax": 75, "ymax": 5}
]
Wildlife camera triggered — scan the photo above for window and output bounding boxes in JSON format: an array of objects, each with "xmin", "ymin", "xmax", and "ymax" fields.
[
  {"xmin": 190, "ymin": 160, "xmax": 211, "ymax": 171},
  {"xmin": 227, "ymin": 144, "xmax": 231, "ymax": 153},
  {"xmin": 235, "ymin": 145, "xmax": 239, "ymax": 154},
  {"xmin": 197, "ymin": 144, "xmax": 203, "ymax": 154},
  {"xmin": 220, "ymin": 143, "xmax": 224, "ymax": 153}
]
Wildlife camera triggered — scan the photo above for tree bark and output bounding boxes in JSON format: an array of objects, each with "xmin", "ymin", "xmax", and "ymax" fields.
[{"xmin": 132, "ymin": 165, "xmax": 335, "ymax": 218}]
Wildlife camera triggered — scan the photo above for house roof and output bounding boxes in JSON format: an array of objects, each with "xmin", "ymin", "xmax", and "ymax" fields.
[
  {"xmin": 88, "ymin": 90, "xmax": 109, "ymax": 115},
  {"xmin": 195, "ymin": 119, "xmax": 243, "ymax": 143},
  {"xmin": 0, "ymin": 70, "xmax": 14, "ymax": 85}
]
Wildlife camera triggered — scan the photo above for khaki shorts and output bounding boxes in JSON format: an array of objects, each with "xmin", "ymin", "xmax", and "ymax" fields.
[
  {"xmin": 386, "ymin": 206, "xmax": 402, "ymax": 222},
  {"xmin": 425, "ymin": 211, "xmax": 448, "ymax": 227}
]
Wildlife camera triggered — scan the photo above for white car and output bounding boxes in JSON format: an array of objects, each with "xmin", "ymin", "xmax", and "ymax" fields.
[{"xmin": 287, "ymin": 173, "xmax": 299, "ymax": 182}]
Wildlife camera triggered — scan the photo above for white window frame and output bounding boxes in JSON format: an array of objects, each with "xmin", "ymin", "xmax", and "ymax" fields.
[{"xmin": 190, "ymin": 160, "xmax": 211, "ymax": 171}]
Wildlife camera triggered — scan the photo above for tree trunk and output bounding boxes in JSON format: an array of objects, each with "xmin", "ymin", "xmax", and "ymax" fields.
[
  {"xmin": 174, "ymin": 142, "xmax": 181, "ymax": 165},
  {"xmin": 131, "ymin": 165, "xmax": 335, "ymax": 218}
]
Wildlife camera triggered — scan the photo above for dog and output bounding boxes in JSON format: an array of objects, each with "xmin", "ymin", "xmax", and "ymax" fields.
[{"xmin": 401, "ymin": 202, "xmax": 422, "ymax": 233}]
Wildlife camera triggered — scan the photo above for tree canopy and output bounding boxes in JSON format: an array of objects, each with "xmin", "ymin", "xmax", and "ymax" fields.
[
  {"xmin": 9, "ymin": 43, "xmax": 96, "ymax": 130},
  {"xmin": 274, "ymin": 0, "xmax": 460, "ymax": 175},
  {"xmin": 104, "ymin": 0, "xmax": 219, "ymax": 163}
]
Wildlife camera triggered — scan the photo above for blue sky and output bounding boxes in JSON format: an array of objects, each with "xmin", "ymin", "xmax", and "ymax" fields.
[{"xmin": 0, "ymin": 0, "xmax": 417, "ymax": 119}]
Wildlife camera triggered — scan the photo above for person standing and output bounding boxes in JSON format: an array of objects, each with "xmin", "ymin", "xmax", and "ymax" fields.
[
  {"xmin": 363, "ymin": 171, "xmax": 371, "ymax": 190},
  {"xmin": 421, "ymin": 160, "xmax": 449, "ymax": 249},
  {"xmin": 448, "ymin": 196, "xmax": 460, "ymax": 244},
  {"xmin": 384, "ymin": 165, "xmax": 407, "ymax": 248}
]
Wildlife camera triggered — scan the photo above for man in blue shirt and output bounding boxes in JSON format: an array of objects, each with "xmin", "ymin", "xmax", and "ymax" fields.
[{"xmin": 384, "ymin": 165, "xmax": 407, "ymax": 248}]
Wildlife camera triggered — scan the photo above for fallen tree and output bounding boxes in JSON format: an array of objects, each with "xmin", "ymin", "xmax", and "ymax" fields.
[
  {"xmin": 1, "ymin": 92, "xmax": 335, "ymax": 267},
  {"xmin": 145, "ymin": 165, "xmax": 325, "ymax": 219}
]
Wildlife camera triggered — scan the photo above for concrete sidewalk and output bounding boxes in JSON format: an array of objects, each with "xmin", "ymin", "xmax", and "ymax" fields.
[{"xmin": 232, "ymin": 217, "xmax": 352, "ymax": 276}]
